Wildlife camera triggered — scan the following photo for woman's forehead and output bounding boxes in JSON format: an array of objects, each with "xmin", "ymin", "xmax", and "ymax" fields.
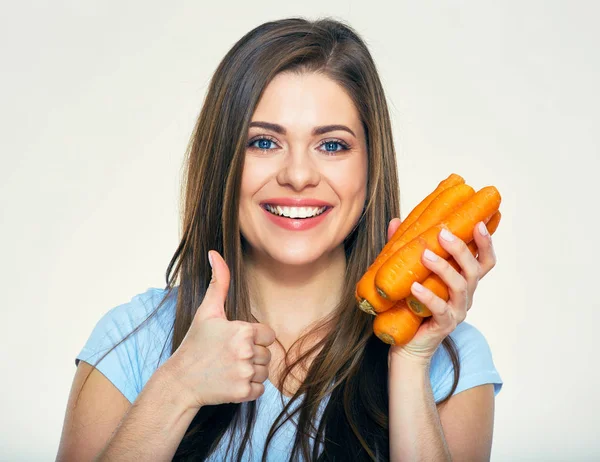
[{"xmin": 250, "ymin": 72, "xmax": 364, "ymax": 139}]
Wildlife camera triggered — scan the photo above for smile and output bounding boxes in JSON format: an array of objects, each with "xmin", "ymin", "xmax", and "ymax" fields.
[
  {"xmin": 260, "ymin": 202, "xmax": 333, "ymax": 231},
  {"xmin": 263, "ymin": 204, "xmax": 328, "ymax": 219}
]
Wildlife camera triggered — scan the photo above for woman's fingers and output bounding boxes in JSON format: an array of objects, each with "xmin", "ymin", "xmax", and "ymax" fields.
[
  {"xmin": 409, "ymin": 229, "xmax": 477, "ymax": 328},
  {"xmin": 250, "ymin": 345, "xmax": 270, "ymax": 385},
  {"xmin": 251, "ymin": 364, "xmax": 269, "ymax": 383},
  {"xmin": 473, "ymin": 221, "xmax": 497, "ymax": 278},
  {"xmin": 233, "ymin": 382, "xmax": 265, "ymax": 403},
  {"xmin": 387, "ymin": 217, "xmax": 402, "ymax": 242},
  {"xmin": 410, "ymin": 279, "xmax": 462, "ymax": 332},
  {"xmin": 435, "ymin": 229, "xmax": 479, "ymax": 307},
  {"xmin": 422, "ymin": 248, "xmax": 469, "ymax": 303},
  {"xmin": 253, "ymin": 323, "xmax": 276, "ymax": 347},
  {"xmin": 252, "ymin": 344, "xmax": 271, "ymax": 366}
]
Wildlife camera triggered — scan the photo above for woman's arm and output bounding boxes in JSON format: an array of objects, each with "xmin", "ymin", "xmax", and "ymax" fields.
[
  {"xmin": 438, "ymin": 382, "xmax": 495, "ymax": 460},
  {"xmin": 384, "ymin": 217, "xmax": 498, "ymax": 460},
  {"xmin": 95, "ymin": 361, "xmax": 198, "ymax": 461},
  {"xmin": 56, "ymin": 361, "xmax": 198, "ymax": 462},
  {"xmin": 388, "ymin": 357, "xmax": 450, "ymax": 461},
  {"xmin": 56, "ymin": 361, "xmax": 198, "ymax": 461},
  {"xmin": 57, "ymin": 251, "xmax": 275, "ymax": 461},
  {"xmin": 388, "ymin": 356, "xmax": 495, "ymax": 461}
]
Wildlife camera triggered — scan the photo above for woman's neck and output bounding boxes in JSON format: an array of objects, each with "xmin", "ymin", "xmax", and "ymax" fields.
[{"xmin": 245, "ymin": 245, "xmax": 347, "ymax": 347}]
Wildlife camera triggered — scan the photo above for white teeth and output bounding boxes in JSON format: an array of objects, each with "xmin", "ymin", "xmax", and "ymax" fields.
[{"xmin": 265, "ymin": 205, "xmax": 327, "ymax": 219}]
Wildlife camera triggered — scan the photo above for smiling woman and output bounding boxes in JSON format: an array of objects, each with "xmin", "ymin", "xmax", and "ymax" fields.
[
  {"xmin": 240, "ymin": 71, "xmax": 368, "ymax": 264},
  {"xmin": 56, "ymin": 16, "xmax": 502, "ymax": 462}
]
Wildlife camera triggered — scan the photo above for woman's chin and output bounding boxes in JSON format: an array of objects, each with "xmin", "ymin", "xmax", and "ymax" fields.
[
  {"xmin": 267, "ymin": 248, "xmax": 325, "ymax": 267},
  {"xmin": 255, "ymin": 243, "xmax": 340, "ymax": 268},
  {"xmin": 242, "ymin": 234, "xmax": 345, "ymax": 268}
]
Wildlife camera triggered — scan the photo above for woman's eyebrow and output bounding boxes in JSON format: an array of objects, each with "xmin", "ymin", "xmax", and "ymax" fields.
[{"xmin": 248, "ymin": 121, "xmax": 356, "ymax": 138}]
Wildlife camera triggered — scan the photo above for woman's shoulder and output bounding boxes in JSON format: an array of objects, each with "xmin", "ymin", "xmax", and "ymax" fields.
[
  {"xmin": 75, "ymin": 286, "xmax": 178, "ymax": 403},
  {"xmin": 79, "ymin": 286, "xmax": 177, "ymax": 349},
  {"xmin": 429, "ymin": 321, "xmax": 503, "ymax": 402},
  {"xmin": 109, "ymin": 286, "xmax": 177, "ymax": 330}
]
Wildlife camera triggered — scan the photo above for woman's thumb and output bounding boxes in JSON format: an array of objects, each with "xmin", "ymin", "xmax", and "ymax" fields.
[
  {"xmin": 387, "ymin": 217, "xmax": 402, "ymax": 242},
  {"xmin": 194, "ymin": 250, "xmax": 230, "ymax": 322}
]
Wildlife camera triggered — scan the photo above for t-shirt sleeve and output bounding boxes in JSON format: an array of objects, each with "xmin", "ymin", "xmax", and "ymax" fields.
[
  {"xmin": 75, "ymin": 288, "xmax": 173, "ymax": 404},
  {"xmin": 430, "ymin": 322, "xmax": 503, "ymax": 403}
]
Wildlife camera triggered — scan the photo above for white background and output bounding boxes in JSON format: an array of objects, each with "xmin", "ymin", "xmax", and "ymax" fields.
[{"xmin": 1, "ymin": 1, "xmax": 599, "ymax": 460}]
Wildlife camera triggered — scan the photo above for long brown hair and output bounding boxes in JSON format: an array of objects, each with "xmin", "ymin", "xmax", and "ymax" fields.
[{"xmin": 83, "ymin": 16, "xmax": 460, "ymax": 461}]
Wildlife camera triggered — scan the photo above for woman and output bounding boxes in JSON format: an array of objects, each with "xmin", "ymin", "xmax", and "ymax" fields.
[{"xmin": 57, "ymin": 17, "xmax": 502, "ymax": 461}]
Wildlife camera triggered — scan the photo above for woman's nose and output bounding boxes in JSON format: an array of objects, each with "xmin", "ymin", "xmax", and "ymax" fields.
[{"xmin": 276, "ymin": 150, "xmax": 321, "ymax": 191}]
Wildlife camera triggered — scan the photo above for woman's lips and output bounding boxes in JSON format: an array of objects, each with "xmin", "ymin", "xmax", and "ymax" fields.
[{"xmin": 261, "ymin": 206, "xmax": 332, "ymax": 231}]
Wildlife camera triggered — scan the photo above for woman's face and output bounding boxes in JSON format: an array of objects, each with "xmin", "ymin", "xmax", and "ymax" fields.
[{"xmin": 239, "ymin": 71, "xmax": 368, "ymax": 266}]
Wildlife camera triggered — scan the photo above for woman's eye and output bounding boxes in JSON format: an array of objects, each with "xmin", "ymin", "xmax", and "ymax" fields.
[
  {"xmin": 319, "ymin": 140, "xmax": 350, "ymax": 154},
  {"xmin": 248, "ymin": 137, "xmax": 277, "ymax": 151},
  {"xmin": 247, "ymin": 137, "xmax": 351, "ymax": 154}
]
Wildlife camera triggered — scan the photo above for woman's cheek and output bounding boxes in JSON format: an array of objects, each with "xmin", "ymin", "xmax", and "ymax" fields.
[{"xmin": 325, "ymin": 162, "xmax": 367, "ymax": 208}]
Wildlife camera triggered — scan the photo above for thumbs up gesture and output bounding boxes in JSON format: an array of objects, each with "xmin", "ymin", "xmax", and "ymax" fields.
[{"xmin": 163, "ymin": 250, "xmax": 276, "ymax": 409}]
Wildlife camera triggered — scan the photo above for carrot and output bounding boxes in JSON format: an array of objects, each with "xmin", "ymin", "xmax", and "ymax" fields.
[
  {"xmin": 375, "ymin": 186, "xmax": 501, "ymax": 301},
  {"xmin": 373, "ymin": 173, "xmax": 465, "ymax": 264},
  {"xmin": 356, "ymin": 182, "xmax": 475, "ymax": 315},
  {"xmin": 406, "ymin": 211, "xmax": 502, "ymax": 317},
  {"xmin": 373, "ymin": 299, "xmax": 423, "ymax": 345},
  {"xmin": 355, "ymin": 174, "xmax": 464, "ymax": 314}
]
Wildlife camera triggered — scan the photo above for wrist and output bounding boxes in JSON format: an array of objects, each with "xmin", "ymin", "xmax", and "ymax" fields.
[
  {"xmin": 388, "ymin": 347, "xmax": 432, "ymax": 373},
  {"xmin": 388, "ymin": 351, "xmax": 432, "ymax": 395},
  {"xmin": 154, "ymin": 358, "xmax": 203, "ymax": 412}
]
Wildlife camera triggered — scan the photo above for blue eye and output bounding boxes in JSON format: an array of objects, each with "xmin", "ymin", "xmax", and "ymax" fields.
[
  {"xmin": 320, "ymin": 140, "xmax": 350, "ymax": 153},
  {"xmin": 248, "ymin": 136, "xmax": 278, "ymax": 151},
  {"xmin": 247, "ymin": 136, "xmax": 351, "ymax": 154}
]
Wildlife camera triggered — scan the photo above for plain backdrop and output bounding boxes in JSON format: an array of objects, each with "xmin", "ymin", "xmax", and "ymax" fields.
[{"xmin": 1, "ymin": 1, "xmax": 599, "ymax": 460}]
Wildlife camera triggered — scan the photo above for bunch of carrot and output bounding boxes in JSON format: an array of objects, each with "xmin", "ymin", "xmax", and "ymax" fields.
[{"xmin": 355, "ymin": 173, "xmax": 502, "ymax": 346}]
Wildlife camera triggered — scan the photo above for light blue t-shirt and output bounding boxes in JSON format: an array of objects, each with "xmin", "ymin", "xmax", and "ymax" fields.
[{"xmin": 76, "ymin": 287, "xmax": 503, "ymax": 461}]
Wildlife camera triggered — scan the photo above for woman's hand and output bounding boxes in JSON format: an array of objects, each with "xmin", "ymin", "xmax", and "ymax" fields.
[
  {"xmin": 385, "ymin": 218, "xmax": 497, "ymax": 365},
  {"xmin": 162, "ymin": 250, "xmax": 276, "ymax": 410}
]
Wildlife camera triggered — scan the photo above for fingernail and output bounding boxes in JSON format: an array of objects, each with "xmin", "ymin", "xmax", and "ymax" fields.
[
  {"xmin": 412, "ymin": 281, "xmax": 425, "ymax": 292},
  {"xmin": 478, "ymin": 221, "xmax": 488, "ymax": 236},
  {"xmin": 424, "ymin": 249, "xmax": 439, "ymax": 261},
  {"xmin": 440, "ymin": 228, "xmax": 455, "ymax": 241},
  {"xmin": 208, "ymin": 251, "xmax": 214, "ymax": 268}
]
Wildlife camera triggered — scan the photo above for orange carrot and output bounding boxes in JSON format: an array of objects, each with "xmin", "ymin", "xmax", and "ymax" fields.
[
  {"xmin": 373, "ymin": 299, "xmax": 423, "ymax": 345},
  {"xmin": 355, "ymin": 174, "xmax": 464, "ymax": 314},
  {"xmin": 356, "ymin": 183, "xmax": 475, "ymax": 315},
  {"xmin": 375, "ymin": 186, "xmax": 501, "ymax": 301},
  {"xmin": 406, "ymin": 211, "xmax": 501, "ymax": 317},
  {"xmin": 372, "ymin": 173, "xmax": 465, "ymax": 266}
]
